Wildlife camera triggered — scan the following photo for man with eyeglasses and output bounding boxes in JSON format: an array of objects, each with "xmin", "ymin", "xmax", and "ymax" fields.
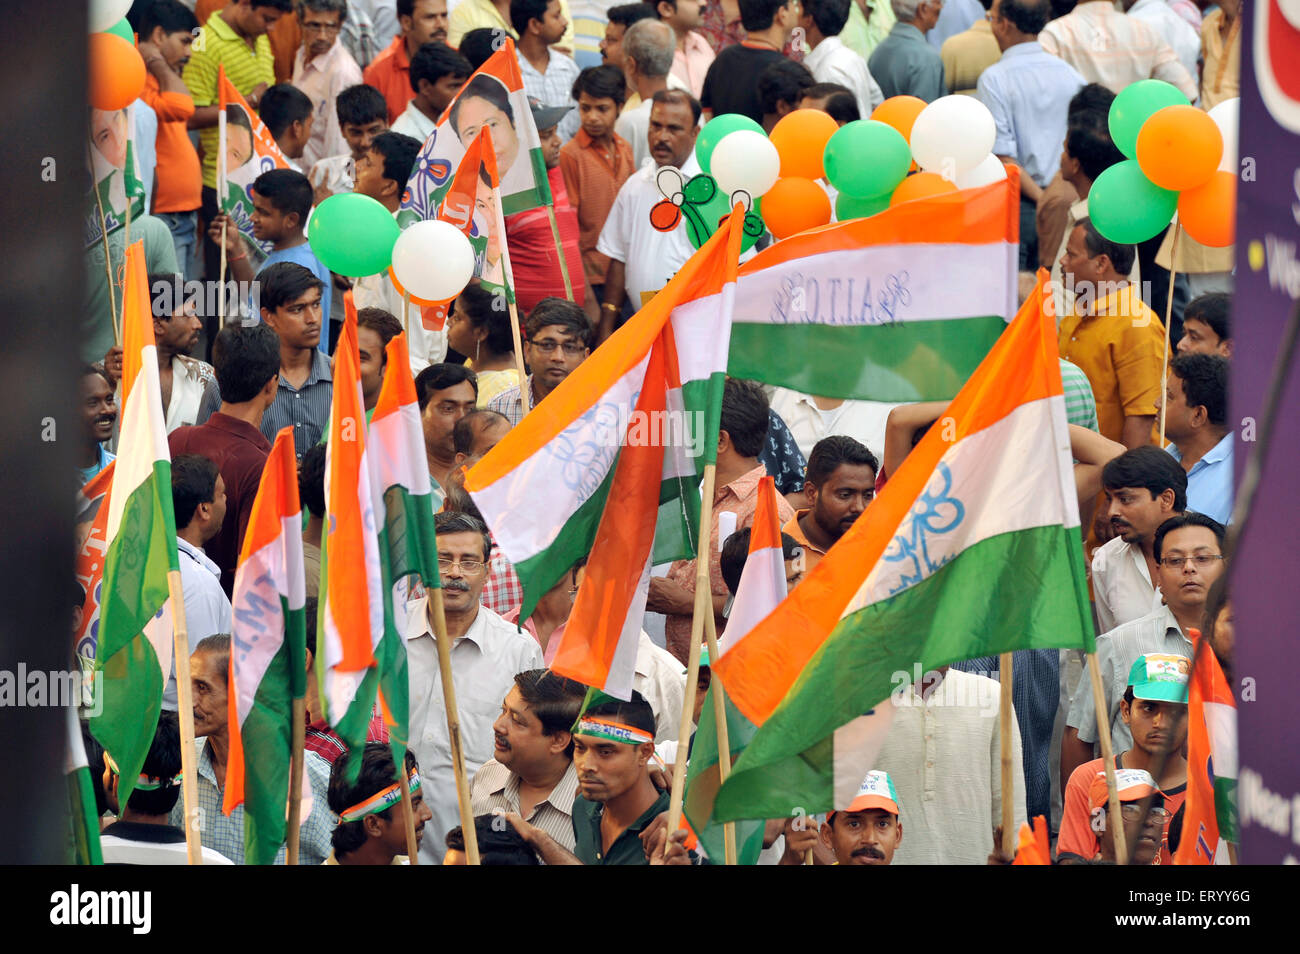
[
  {"xmin": 487, "ymin": 298, "xmax": 592, "ymax": 425},
  {"xmin": 404, "ymin": 510, "xmax": 545, "ymax": 864},
  {"xmin": 1065, "ymin": 513, "xmax": 1224, "ymax": 785},
  {"xmin": 292, "ymin": 0, "xmax": 364, "ymax": 169}
]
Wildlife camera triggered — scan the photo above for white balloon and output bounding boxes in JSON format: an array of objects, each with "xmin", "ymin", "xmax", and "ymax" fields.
[
  {"xmin": 710, "ymin": 130, "xmax": 781, "ymax": 201},
  {"xmin": 89, "ymin": 0, "xmax": 134, "ymax": 33},
  {"xmin": 391, "ymin": 220, "xmax": 476, "ymax": 302},
  {"xmin": 1207, "ymin": 98, "xmax": 1239, "ymax": 174},
  {"xmin": 910, "ymin": 95, "xmax": 997, "ymax": 177},
  {"xmin": 955, "ymin": 153, "xmax": 1008, "ymax": 189}
]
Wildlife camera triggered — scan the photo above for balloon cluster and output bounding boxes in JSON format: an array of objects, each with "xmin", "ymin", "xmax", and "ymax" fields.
[
  {"xmin": 1090, "ymin": 81, "xmax": 1236, "ymax": 248},
  {"xmin": 88, "ymin": 1, "xmax": 145, "ymax": 111}
]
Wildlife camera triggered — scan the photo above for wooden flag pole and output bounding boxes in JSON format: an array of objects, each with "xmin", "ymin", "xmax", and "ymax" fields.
[
  {"xmin": 1158, "ymin": 224, "xmax": 1182, "ymax": 444},
  {"xmin": 429, "ymin": 587, "xmax": 480, "ymax": 865},
  {"xmin": 1086, "ymin": 651, "xmax": 1129, "ymax": 865},
  {"xmin": 666, "ymin": 464, "xmax": 717, "ymax": 839},
  {"xmin": 401, "ymin": 288, "xmax": 410, "ymax": 337},
  {"xmin": 124, "ymin": 191, "xmax": 132, "ymax": 249},
  {"xmin": 396, "ymin": 756, "xmax": 421, "ymax": 865},
  {"xmin": 545, "ymin": 205, "xmax": 575, "ymax": 302},
  {"xmin": 166, "ymin": 569, "xmax": 203, "ymax": 865},
  {"xmin": 700, "ymin": 607, "xmax": 736, "ymax": 864},
  {"xmin": 494, "ymin": 184, "xmax": 532, "ymax": 416},
  {"xmin": 217, "ymin": 221, "xmax": 228, "ymax": 330},
  {"xmin": 89, "ymin": 142, "xmax": 120, "ymax": 347},
  {"xmin": 285, "ymin": 695, "xmax": 305, "ymax": 865},
  {"xmin": 998, "ymin": 651, "xmax": 1016, "ymax": 858}
]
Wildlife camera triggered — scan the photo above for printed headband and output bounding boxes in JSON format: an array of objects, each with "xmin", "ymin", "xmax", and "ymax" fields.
[
  {"xmin": 339, "ymin": 768, "xmax": 423, "ymax": 823},
  {"xmin": 573, "ymin": 717, "xmax": 654, "ymax": 746},
  {"xmin": 105, "ymin": 752, "xmax": 182, "ymax": 791}
]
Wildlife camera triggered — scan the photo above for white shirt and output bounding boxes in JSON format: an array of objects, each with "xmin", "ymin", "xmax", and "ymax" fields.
[
  {"xmin": 390, "ymin": 101, "xmax": 435, "ymax": 143},
  {"xmin": 309, "ymin": 153, "xmax": 354, "ymax": 200},
  {"xmin": 595, "ymin": 154, "xmax": 702, "ymax": 309},
  {"xmin": 768, "ymin": 388, "xmax": 896, "ymax": 460},
  {"xmin": 405, "ymin": 598, "xmax": 544, "ymax": 864},
  {"xmin": 804, "ymin": 35, "xmax": 885, "ymax": 119},
  {"xmin": 1127, "ymin": 0, "xmax": 1201, "ymax": 84},
  {"xmin": 162, "ymin": 537, "xmax": 232, "ymax": 710},
  {"xmin": 634, "ymin": 631, "xmax": 686, "ymax": 743},
  {"xmin": 615, "ymin": 98, "xmax": 654, "ymax": 172},
  {"xmin": 164, "ymin": 356, "xmax": 218, "ymax": 433},
  {"xmin": 292, "ymin": 40, "xmax": 364, "ymax": 170},
  {"xmin": 874, "ymin": 669, "xmax": 1026, "ymax": 865},
  {"xmin": 1090, "ymin": 534, "xmax": 1161, "ymax": 635},
  {"xmin": 100, "ymin": 824, "xmax": 235, "ymax": 865}
]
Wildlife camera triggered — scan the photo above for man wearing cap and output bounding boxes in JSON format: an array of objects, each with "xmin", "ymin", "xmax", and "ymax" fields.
[
  {"xmin": 1062, "ymin": 768, "xmax": 1170, "ymax": 866},
  {"xmin": 819, "ymin": 769, "xmax": 903, "ymax": 865},
  {"xmin": 1058, "ymin": 652, "xmax": 1188, "ymax": 865}
]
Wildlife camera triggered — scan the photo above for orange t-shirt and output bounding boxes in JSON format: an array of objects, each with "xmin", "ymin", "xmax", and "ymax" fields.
[
  {"xmin": 1058, "ymin": 756, "xmax": 1187, "ymax": 865},
  {"xmin": 781, "ymin": 510, "xmax": 825, "ymax": 576},
  {"xmin": 142, "ymin": 75, "xmax": 201, "ymax": 213},
  {"xmin": 363, "ymin": 36, "xmax": 413, "ymax": 125},
  {"xmin": 558, "ymin": 129, "xmax": 635, "ymax": 286}
]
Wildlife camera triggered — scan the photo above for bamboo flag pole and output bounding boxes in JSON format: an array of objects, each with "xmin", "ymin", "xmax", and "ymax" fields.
[
  {"xmin": 217, "ymin": 222, "xmax": 228, "ymax": 330},
  {"xmin": 666, "ymin": 464, "xmax": 718, "ymax": 839},
  {"xmin": 285, "ymin": 695, "xmax": 305, "ymax": 865},
  {"xmin": 493, "ymin": 184, "xmax": 531, "ymax": 415},
  {"xmin": 545, "ymin": 205, "xmax": 574, "ymax": 302},
  {"xmin": 401, "ymin": 288, "xmax": 410, "ymax": 336},
  {"xmin": 429, "ymin": 587, "xmax": 480, "ymax": 865},
  {"xmin": 700, "ymin": 608, "xmax": 736, "ymax": 865},
  {"xmin": 1158, "ymin": 223, "xmax": 1182, "ymax": 444},
  {"xmin": 396, "ymin": 755, "xmax": 421, "ymax": 864},
  {"xmin": 166, "ymin": 569, "xmax": 203, "ymax": 865},
  {"xmin": 998, "ymin": 651, "xmax": 1015, "ymax": 858},
  {"xmin": 1087, "ymin": 651, "xmax": 1129, "ymax": 864}
]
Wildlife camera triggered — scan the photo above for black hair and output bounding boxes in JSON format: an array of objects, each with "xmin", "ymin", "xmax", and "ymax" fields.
[
  {"xmin": 140, "ymin": 0, "xmax": 199, "ymax": 36},
  {"xmin": 720, "ymin": 529, "xmax": 803, "ymax": 595},
  {"xmin": 439, "ymin": 481, "xmax": 482, "ymax": 520},
  {"xmin": 252, "ymin": 167, "xmax": 313, "ymax": 223},
  {"xmin": 581, "ymin": 690, "xmax": 657, "ymax": 738},
  {"xmin": 225, "ymin": 102, "xmax": 254, "ymax": 142},
  {"xmin": 513, "ymin": 669, "xmax": 588, "ymax": 757},
  {"xmin": 1153, "ymin": 512, "xmax": 1227, "ymax": 563},
  {"xmin": 356, "ymin": 307, "xmax": 404, "ymax": 351},
  {"xmin": 211, "ymin": 324, "xmax": 281, "ymax": 403},
  {"xmin": 370, "ymin": 131, "xmax": 422, "ymax": 187},
  {"xmin": 434, "ymin": 509, "xmax": 492, "ymax": 562},
  {"xmin": 258, "ymin": 83, "xmax": 314, "ymax": 139},
  {"xmin": 650, "ymin": 88, "xmax": 702, "ymax": 125},
  {"xmin": 336, "ymin": 83, "xmax": 389, "ymax": 127},
  {"xmin": 1202, "ymin": 576, "xmax": 1232, "ymax": 679},
  {"xmin": 253, "ymin": 0, "xmax": 294, "ymax": 9},
  {"xmin": 194, "ymin": 634, "xmax": 231, "ymax": 686},
  {"xmin": 82, "ymin": 362, "xmax": 114, "ymax": 391},
  {"xmin": 299, "ymin": 443, "xmax": 327, "ymax": 519},
  {"xmin": 510, "ymin": 0, "xmax": 555, "ymax": 36},
  {"xmin": 1065, "ymin": 122, "xmax": 1123, "ymax": 183},
  {"xmin": 822, "ymin": 91, "xmax": 859, "ymax": 124},
  {"xmin": 739, "ymin": 0, "xmax": 788, "ymax": 31},
  {"xmin": 1076, "ymin": 217, "xmax": 1136, "ymax": 276},
  {"xmin": 415, "ymin": 361, "xmax": 478, "ymax": 410},
  {"xmin": 397, "ymin": 0, "xmax": 417, "ymax": 16},
  {"xmin": 525, "ymin": 297, "xmax": 593, "ymax": 346},
  {"xmin": 1168, "ymin": 353, "xmax": 1228, "ymax": 428},
  {"xmin": 720, "ymin": 378, "xmax": 770, "ymax": 459},
  {"xmin": 449, "ymin": 74, "xmax": 515, "ymax": 135},
  {"xmin": 758, "ymin": 59, "xmax": 815, "ymax": 116},
  {"xmin": 450, "ymin": 814, "xmax": 543, "ymax": 864},
  {"xmin": 995, "ymin": 0, "xmax": 1051, "ymax": 35},
  {"xmin": 327, "ymin": 743, "xmax": 419, "ymax": 857},
  {"xmin": 81, "ymin": 724, "xmax": 110, "ymax": 817},
  {"xmin": 1184, "ymin": 292, "xmax": 1231, "ymax": 344},
  {"xmin": 410, "ymin": 41, "xmax": 472, "ymax": 93},
  {"xmin": 1067, "ymin": 82, "xmax": 1114, "ymax": 125},
  {"xmin": 259, "ymin": 260, "xmax": 325, "ymax": 313},
  {"xmin": 608, "ymin": 2, "xmax": 658, "ymax": 28},
  {"xmin": 458, "ymin": 28, "xmax": 500, "ymax": 70},
  {"xmin": 297, "ymin": 0, "xmax": 350, "ymax": 23},
  {"xmin": 805, "ymin": 435, "xmax": 879, "ymax": 486},
  {"xmin": 1101, "ymin": 446, "xmax": 1188, "ymax": 512},
  {"xmin": 453, "ymin": 283, "xmax": 515, "ymax": 356},
  {"xmin": 148, "ymin": 272, "xmax": 187, "ymax": 320},
  {"xmin": 452, "ymin": 408, "xmax": 511, "ymax": 456},
  {"xmin": 303, "ymin": 596, "xmax": 318, "ymax": 658},
  {"xmin": 803, "ymin": 80, "xmax": 850, "ymax": 100},
  {"xmin": 805, "ymin": 0, "xmax": 851, "ymax": 36},
  {"xmin": 572, "ymin": 65, "xmax": 627, "ymax": 107},
  {"xmin": 171, "ymin": 453, "xmax": 219, "ymax": 528},
  {"xmin": 126, "ymin": 711, "xmax": 183, "ymax": 816}
]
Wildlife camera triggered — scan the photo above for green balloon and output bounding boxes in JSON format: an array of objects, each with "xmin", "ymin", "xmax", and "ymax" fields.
[
  {"xmin": 1087, "ymin": 160, "xmax": 1179, "ymax": 245},
  {"xmin": 307, "ymin": 193, "xmax": 400, "ymax": 277},
  {"xmin": 695, "ymin": 114, "xmax": 765, "ymax": 175},
  {"xmin": 105, "ymin": 17, "xmax": 134, "ymax": 44},
  {"xmin": 823, "ymin": 120, "xmax": 912, "ymax": 199},
  {"xmin": 1108, "ymin": 80, "xmax": 1189, "ymax": 159},
  {"xmin": 835, "ymin": 191, "xmax": 890, "ymax": 221}
]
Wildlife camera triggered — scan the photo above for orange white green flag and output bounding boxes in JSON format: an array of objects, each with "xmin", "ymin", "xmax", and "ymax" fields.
[
  {"xmin": 223, "ymin": 427, "xmax": 307, "ymax": 865},
  {"xmin": 89, "ymin": 240, "xmax": 179, "ymax": 808},
  {"xmin": 711, "ymin": 271, "xmax": 1095, "ymax": 822},
  {"xmin": 1174, "ymin": 634, "xmax": 1237, "ymax": 864},
  {"xmin": 217, "ymin": 65, "xmax": 291, "ymax": 252}
]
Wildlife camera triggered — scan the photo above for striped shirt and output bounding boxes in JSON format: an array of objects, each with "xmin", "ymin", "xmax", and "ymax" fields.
[
  {"xmin": 487, "ymin": 374, "xmax": 534, "ymax": 426},
  {"xmin": 471, "ymin": 759, "xmax": 580, "ymax": 855},
  {"xmin": 261, "ymin": 349, "xmax": 334, "ymax": 458},
  {"xmin": 518, "ymin": 48, "xmax": 582, "ymax": 143},
  {"xmin": 184, "ymin": 11, "xmax": 277, "ymax": 189},
  {"xmin": 1060, "ymin": 358, "xmax": 1098, "ymax": 432}
]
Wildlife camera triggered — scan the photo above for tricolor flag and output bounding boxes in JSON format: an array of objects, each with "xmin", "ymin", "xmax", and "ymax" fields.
[
  {"xmin": 85, "ymin": 104, "xmax": 146, "ymax": 247},
  {"xmin": 466, "ymin": 209, "xmax": 746, "ymax": 698},
  {"xmin": 1175, "ymin": 635, "xmax": 1237, "ymax": 864},
  {"xmin": 683, "ymin": 475, "xmax": 784, "ymax": 864},
  {"xmin": 712, "ymin": 270, "xmax": 1095, "ymax": 822},
  {"xmin": 727, "ymin": 173, "xmax": 1020, "ymax": 402},
  {"xmin": 65, "ymin": 705, "xmax": 103, "ymax": 865},
  {"xmin": 224, "ymin": 427, "xmax": 307, "ymax": 865},
  {"xmin": 368, "ymin": 332, "xmax": 442, "ymax": 763},
  {"xmin": 74, "ymin": 463, "xmax": 116, "ymax": 686},
  {"xmin": 317, "ymin": 294, "xmax": 385, "ymax": 760},
  {"xmin": 89, "ymin": 240, "xmax": 179, "ymax": 808},
  {"xmin": 399, "ymin": 38, "xmax": 551, "ymax": 220},
  {"xmin": 218, "ymin": 65, "xmax": 292, "ymax": 252}
]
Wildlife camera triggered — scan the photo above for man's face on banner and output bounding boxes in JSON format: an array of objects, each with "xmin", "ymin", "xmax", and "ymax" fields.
[
  {"xmin": 454, "ymin": 95, "xmax": 520, "ymax": 183},
  {"xmin": 90, "ymin": 109, "xmax": 129, "ymax": 170}
]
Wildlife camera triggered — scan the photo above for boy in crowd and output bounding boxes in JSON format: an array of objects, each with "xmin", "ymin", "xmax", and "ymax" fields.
[
  {"xmin": 258, "ymin": 83, "xmax": 316, "ymax": 162},
  {"xmin": 391, "ymin": 42, "xmax": 473, "ymax": 142},
  {"xmin": 324, "ymin": 743, "xmax": 433, "ymax": 865},
  {"xmin": 310, "ymin": 83, "xmax": 390, "ymax": 203}
]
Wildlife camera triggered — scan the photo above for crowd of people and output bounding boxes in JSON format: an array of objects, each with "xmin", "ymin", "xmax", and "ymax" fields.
[{"xmin": 77, "ymin": 0, "xmax": 1240, "ymax": 864}]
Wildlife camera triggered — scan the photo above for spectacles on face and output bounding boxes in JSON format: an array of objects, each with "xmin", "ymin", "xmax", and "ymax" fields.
[
  {"xmin": 1158, "ymin": 554, "xmax": 1225, "ymax": 569},
  {"xmin": 530, "ymin": 339, "xmax": 585, "ymax": 356},
  {"xmin": 1120, "ymin": 804, "xmax": 1170, "ymax": 822},
  {"xmin": 438, "ymin": 557, "xmax": 487, "ymax": 574}
]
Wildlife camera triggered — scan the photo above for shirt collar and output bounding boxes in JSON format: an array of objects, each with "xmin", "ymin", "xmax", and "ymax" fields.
[
  {"xmin": 718, "ymin": 464, "xmax": 767, "ymax": 503},
  {"xmin": 283, "ymin": 349, "xmax": 334, "ymax": 388},
  {"xmin": 206, "ymin": 412, "xmax": 274, "ymax": 449},
  {"xmin": 206, "ymin": 11, "xmax": 240, "ymax": 44},
  {"xmin": 1089, "ymin": 282, "xmax": 1144, "ymax": 319},
  {"xmin": 530, "ymin": 762, "xmax": 580, "ymax": 816},
  {"xmin": 892, "ymin": 23, "xmax": 926, "ymax": 41},
  {"xmin": 784, "ymin": 510, "xmax": 825, "ymax": 555},
  {"xmin": 177, "ymin": 536, "xmax": 222, "ymax": 577},
  {"xmin": 405, "ymin": 595, "xmax": 489, "ymax": 648},
  {"xmin": 1001, "ymin": 40, "xmax": 1043, "ymax": 60},
  {"xmin": 298, "ymin": 40, "xmax": 347, "ymax": 74},
  {"xmin": 1202, "ymin": 431, "xmax": 1234, "ymax": 464}
]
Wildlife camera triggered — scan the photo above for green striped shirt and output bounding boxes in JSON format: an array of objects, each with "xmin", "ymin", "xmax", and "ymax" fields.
[
  {"xmin": 183, "ymin": 12, "xmax": 275, "ymax": 189},
  {"xmin": 1060, "ymin": 358, "xmax": 1098, "ymax": 432}
]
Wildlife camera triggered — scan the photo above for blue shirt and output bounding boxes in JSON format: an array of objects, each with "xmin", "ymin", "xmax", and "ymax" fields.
[
  {"xmin": 869, "ymin": 23, "xmax": 947, "ymax": 102},
  {"xmin": 256, "ymin": 242, "xmax": 334, "ymax": 354},
  {"xmin": 80, "ymin": 445, "xmax": 115, "ymax": 487},
  {"xmin": 1167, "ymin": 433, "xmax": 1234, "ymax": 524},
  {"xmin": 976, "ymin": 41, "xmax": 1084, "ymax": 189},
  {"xmin": 928, "ymin": 0, "xmax": 985, "ymax": 49}
]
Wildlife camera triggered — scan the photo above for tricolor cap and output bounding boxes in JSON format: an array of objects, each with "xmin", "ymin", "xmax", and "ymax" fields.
[
  {"xmin": 829, "ymin": 770, "xmax": 900, "ymax": 821},
  {"xmin": 1126, "ymin": 652, "xmax": 1190, "ymax": 704},
  {"xmin": 1088, "ymin": 767, "xmax": 1159, "ymax": 812}
]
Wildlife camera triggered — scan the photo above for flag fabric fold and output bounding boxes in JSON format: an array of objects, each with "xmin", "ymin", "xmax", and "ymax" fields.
[
  {"xmin": 1174, "ymin": 635, "xmax": 1237, "ymax": 864},
  {"xmin": 66, "ymin": 705, "xmax": 103, "ymax": 865},
  {"xmin": 217, "ymin": 65, "xmax": 292, "ymax": 253}
]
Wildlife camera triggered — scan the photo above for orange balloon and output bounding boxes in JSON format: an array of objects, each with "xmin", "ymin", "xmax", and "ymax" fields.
[
  {"xmin": 889, "ymin": 171, "xmax": 958, "ymax": 207},
  {"xmin": 770, "ymin": 109, "xmax": 840, "ymax": 180},
  {"xmin": 870, "ymin": 96, "xmax": 927, "ymax": 143},
  {"xmin": 388, "ymin": 266, "xmax": 442, "ymax": 307},
  {"xmin": 1177, "ymin": 170, "xmax": 1236, "ymax": 248},
  {"xmin": 1136, "ymin": 105, "xmax": 1222, "ymax": 192},
  {"xmin": 89, "ymin": 33, "xmax": 146, "ymax": 111},
  {"xmin": 761, "ymin": 177, "xmax": 832, "ymax": 239}
]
